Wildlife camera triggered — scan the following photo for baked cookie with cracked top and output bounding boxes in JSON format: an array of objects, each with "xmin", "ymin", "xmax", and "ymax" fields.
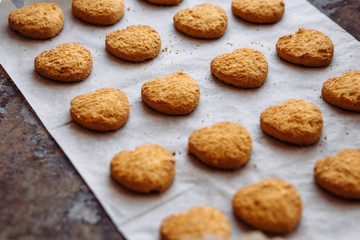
[
  {"xmin": 145, "ymin": 0, "xmax": 182, "ymax": 5},
  {"xmin": 260, "ymin": 99, "xmax": 323, "ymax": 145},
  {"xmin": 106, "ymin": 25, "xmax": 161, "ymax": 62},
  {"xmin": 173, "ymin": 4, "xmax": 228, "ymax": 39},
  {"xmin": 233, "ymin": 179, "xmax": 302, "ymax": 234},
  {"xmin": 34, "ymin": 43, "xmax": 93, "ymax": 82},
  {"xmin": 211, "ymin": 48, "xmax": 268, "ymax": 88},
  {"xmin": 276, "ymin": 28, "xmax": 334, "ymax": 67},
  {"xmin": 322, "ymin": 71, "xmax": 360, "ymax": 112},
  {"xmin": 232, "ymin": 0, "xmax": 285, "ymax": 24},
  {"xmin": 8, "ymin": 3, "xmax": 64, "ymax": 39},
  {"xmin": 70, "ymin": 88, "xmax": 129, "ymax": 131},
  {"xmin": 188, "ymin": 121, "xmax": 252, "ymax": 170},
  {"xmin": 141, "ymin": 72, "xmax": 200, "ymax": 115},
  {"xmin": 160, "ymin": 206, "xmax": 231, "ymax": 240},
  {"xmin": 110, "ymin": 144, "xmax": 175, "ymax": 193},
  {"xmin": 314, "ymin": 149, "xmax": 360, "ymax": 199},
  {"xmin": 72, "ymin": 0, "xmax": 125, "ymax": 25}
]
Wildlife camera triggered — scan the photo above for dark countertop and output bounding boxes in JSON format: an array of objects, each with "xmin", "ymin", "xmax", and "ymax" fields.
[{"xmin": 1, "ymin": 1, "xmax": 359, "ymax": 239}]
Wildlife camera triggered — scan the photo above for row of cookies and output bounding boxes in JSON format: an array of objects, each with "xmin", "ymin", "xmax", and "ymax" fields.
[
  {"xmin": 8, "ymin": 1, "xmax": 286, "ymax": 39},
  {"xmin": 109, "ymin": 140, "xmax": 360, "ymax": 238}
]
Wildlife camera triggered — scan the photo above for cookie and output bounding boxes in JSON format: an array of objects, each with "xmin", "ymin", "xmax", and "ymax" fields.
[
  {"xmin": 106, "ymin": 25, "xmax": 161, "ymax": 62},
  {"xmin": 188, "ymin": 121, "xmax": 252, "ymax": 170},
  {"xmin": 322, "ymin": 71, "xmax": 360, "ymax": 112},
  {"xmin": 232, "ymin": 0, "xmax": 285, "ymax": 24},
  {"xmin": 211, "ymin": 48, "xmax": 268, "ymax": 88},
  {"xmin": 145, "ymin": 0, "xmax": 182, "ymax": 5},
  {"xmin": 160, "ymin": 206, "xmax": 231, "ymax": 240},
  {"xmin": 260, "ymin": 99, "xmax": 323, "ymax": 145},
  {"xmin": 233, "ymin": 179, "xmax": 302, "ymax": 234},
  {"xmin": 70, "ymin": 88, "xmax": 129, "ymax": 131},
  {"xmin": 276, "ymin": 28, "xmax": 334, "ymax": 67},
  {"xmin": 110, "ymin": 144, "xmax": 175, "ymax": 193},
  {"xmin": 72, "ymin": 0, "xmax": 125, "ymax": 25},
  {"xmin": 141, "ymin": 72, "xmax": 200, "ymax": 115},
  {"xmin": 8, "ymin": 3, "xmax": 64, "ymax": 39},
  {"xmin": 173, "ymin": 4, "xmax": 228, "ymax": 39},
  {"xmin": 34, "ymin": 43, "xmax": 93, "ymax": 82},
  {"xmin": 314, "ymin": 149, "xmax": 360, "ymax": 199}
]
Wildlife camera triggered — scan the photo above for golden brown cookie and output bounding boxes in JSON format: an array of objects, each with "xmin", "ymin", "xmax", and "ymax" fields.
[
  {"xmin": 70, "ymin": 88, "xmax": 129, "ymax": 131},
  {"xmin": 211, "ymin": 48, "xmax": 268, "ymax": 88},
  {"xmin": 232, "ymin": 0, "xmax": 285, "ymax": 24},
  {"xmin": 160, "ymin": 206, "xmax": 231, "ymax": 240},
  {"xmin": 145, "ymin": 0, "xmax": 182, "ymax": 5},
  {"xmin": 141, "ymin": 72, "xmax": 200, "ymax": 115},
  {"xmin": 8, "ymin": 3, "xmax": 64, "ymax": 39},
  {"xmin": 276, "ymin": 28, "xmax": 334, "ymax": 67},
  {"xmin": 110, "ymin": 144, "xmax": 175, "ymax": 193},
  {"xmin": 322, "ymin": 71, "xmax": 360, "ymax": 112},
  {"xmin": 72, "ymin": 0, "xmax": 125, "ymax": 25},
  {"xmin": 260, "ymin": 99, "xmax": 323, "ymax": 145},
  {"xmin": 233, "ymin": 179, "xmax": 302, "ymax": 234},
  {"xmin": 314, "ymin": 149, "xmax": 360, "ymax": 199},
  {"xmin": 106, "ymin": 25, "xmax": 161, "ymax": 62},
  {"xmin": 188, "ymin": 121, "xmax": 252, "ymax": 170},
  {"xmin": 173, "ymin": 4, "xmax": 228, "ymax": 39},
  {"xmin": 34, "ymin": 43, "xmax": 93, "ymax": 82}
]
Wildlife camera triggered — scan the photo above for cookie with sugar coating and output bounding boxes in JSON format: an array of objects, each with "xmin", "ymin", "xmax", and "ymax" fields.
[
  {"xmin": 260, "ymin": 99, "xmax": 323, "ymax": 145},
  {"xmin": 233, "ymin": 179, "xmax": 302, "ymax": 234},
  {"xmin": 72, "ymin": 0, "xmax": 125, "ymax": 25},
  {"xmin": 211, "ymin": 48, "xmax": 268, "ymax": 88},
  {"xmin": 314, "ymin": 149, "xmax": 360, "ymax": 199},
  {"xmin": 276, "ymin": 28, "xmax": 334, "ymax": 67},
  {"xmin": 110, "ymin": 144, "xmax": 175, "ymax": 193},
  {"xmin": 145, "ymin": 0, "xmax": 182, "ymax": 5},
  {"xmin": 106, "ymin": 25, "xmax": 161, "ymax": 62},
  {"xmin": 141, "ymin": 72, "xmax": 200, "ymax": 115},
  {"xmin": 160, "ymin": 206, "xmax": 231, "ymax": 240},
  {"xmin": 188, "ymin": 121, "xmax": 252, "ymax": 170},
  {"xmin": 232, "ymin": 0, "xmax": 285, "ymax": 24},
  {"xmin": 173, "ymin": 4, "xmax": 228, "ymax": 39},
  {"xmin": 322, "ymin": 70, "xmax": 360, "ymax": 112},
  {"xmin": 34, "ymin": 43, "xmax": 93, "ymax": 82},
  {"xmin": 8, "ymin": 3, "xmax": 64, "ymax": 39},
  {"xmin": 70, "ymin": 88, "xmax": 130, "ymax": 131}
]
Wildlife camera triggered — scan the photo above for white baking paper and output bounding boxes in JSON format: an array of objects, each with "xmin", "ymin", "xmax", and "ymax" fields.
[{"xmin": 1, "ymin": 0, "xmax": 360, "ymax": 239}]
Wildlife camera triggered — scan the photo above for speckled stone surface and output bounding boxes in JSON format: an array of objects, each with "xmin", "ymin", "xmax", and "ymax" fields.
[{"xmin": 0, "ymin": 0, "xmax": 359, "ymax": 239}]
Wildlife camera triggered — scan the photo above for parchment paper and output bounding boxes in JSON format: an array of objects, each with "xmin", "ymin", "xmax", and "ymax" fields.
[{"xmin": 1, "ymin": 0, "xmax": 360, "ymax": 239}]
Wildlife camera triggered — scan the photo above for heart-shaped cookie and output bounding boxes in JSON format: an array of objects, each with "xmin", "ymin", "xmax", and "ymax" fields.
[
  {"xmin": 260, "ymin": 99, "xmax": 323, "ymax": 145},
  {"xmin": 141, "ymin": 72, "xmax": 200, "ymax": 115},
  {"xmin": 322, "ymin": 71, "xmax": 360, "ymax": 112},
  {"xmin": 70, "ymin": 88, "xmax": 129, "ymax": 131},
  {"xmin": 233, "ymin": 179, "xmax": 302, "ymax": 234},
  {"xmin": 173, "ymin": 4, "xmax": 228, "ymax": 39},
  {"xmin": 276, "ymin": 28, "xmax": 334, "ymax": 67},
  {"xmin": 232, "ymin": 0, "xmax": 285, "ymax": 24},
  {"xmin": 211, "ymin": 48, "xmax": 268, "ymax": 88},
  {"xmin": 160, "ymin": 206, "xmax": 231, "ymax": 240},
  {"xmin": 110, "ymin": 144, "xmax": 175, "ymax": 193},
  {"xmin": 72, "ymin": 0, "xmax": 125, "ymax": 25},
  {"xmin": 314, "ymin": 149, "xmax": 360, "ymax": 199},
  {"xmin": 106, "ymin": 25, "xmax": 161, "ymax": 62},
  {"xmin": 8, "ymin": 3, "xmax": 64, "ymax": 39},
  {"xmin": 35, "ymin": 43, "xmax": 93, "ymax": 82},
  {"xmin": 188, "ymin": 121, "xmax": 252, "ymax": 170}
]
